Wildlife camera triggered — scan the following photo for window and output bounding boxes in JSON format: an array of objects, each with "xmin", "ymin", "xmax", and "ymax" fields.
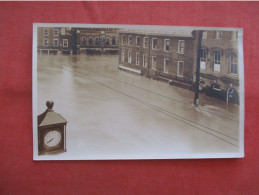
[
  {"xmin": 164, "ymin": 58, "xmax": 169, "ymax": 73},
  {"xmin": 128, "ymin": 51, "xmax": 132, "ymax": 63},
  {"xmin": 231, "ymin": 31, "xmax": 238, "ymax": 40},
  {"xmin": 136, "ymin": 53, "xmax": 140, "ymax": 65},
  {"xmin": 106, "ymin": 37, "xmax": 110, "ymax": 45},
  {"xmin": 122, "ymin": 35, "xmax": 125, "ymax": 45},
  {"xmin": 89, "ymin": 36, "xmax": 93, "ymax": 45},
  {"xmin": 152, "ymin": 56, "xmax": 156, "ymax": 70},
  {"xmin": 152, "ymin": 38, "xmax": 157, "ymax": 50},
  {"xmin": 178, "ymin": 40, "xmax": 185, "ymax": 54},
  {"xmin": 54, "ymin": 29, "xmax": 59, "ymax": 36},
  {"xmin": 95, "ymin": 37, "xmax": 99, "ymax": 45},
  {"xmin": 229, "ymin": 52, "xmax": 237, "ymax": 74},
  {"xmin": 128, "ymin": 35, "xmax": 132, "ymax": 46},
  {"xmin": 200, "ymin": 49, "xmax": 206, "ymax": 70},
  {"xmin": 143, "ymin": 54, "xmax": 148, "ymax": 68},
  {"xmin": 215, "ymin": 31, "xmax": 222, "ymax": 39},
  {"xmin": 136, "ymin": 36, "xmax": 140, "ymax": 47},
  {"xmin": 112, "ymin": 37, "xmax": 116, "ymax": 45},
  {"xmin": 121, "ymin": 50, "xmax": 125, "ymax": 62},
  {"xmin": 177, "ymin": 61, "xmax": 184, "ymax": 77},
  {"xmin": 63, "ymin": 39, "xmax": 68, "ymax": 47},
  {"xmin": 202, "ymin": 31, "xmax": 207, "ymax": 39},
  {"xmin": 43, "ymin": 39, "xmax": 48, "ymax": 47},
  {"xmin": 143, "ymin": 37, "xmax": 148, "ymax": 48},
  {"xmin": 213, "ymin": 51, "xmax": 221, "ymax": 72},
  {"xmin": 53, "ymin": 39, "xmax": 59, "ymax": 47},
  {"xmin": 43, "ymin": 28, "xmax": 49, "ymax": 36},
  {"xmin": 82, "ymin": 36, "xmax": 86, "ymax": 45},
  {"xmin": 164, "ymin": 39, "xmax": 170, "ymax": 52}
]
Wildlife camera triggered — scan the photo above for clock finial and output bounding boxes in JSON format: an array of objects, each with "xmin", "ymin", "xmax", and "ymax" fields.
[{"xmin": 46, "ymin": 100, "xmax": 54, "ymax": 110}]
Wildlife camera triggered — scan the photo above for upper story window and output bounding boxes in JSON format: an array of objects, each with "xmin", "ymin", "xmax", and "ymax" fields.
[
  {"xmin": 82, "ymin": 36, "xmax": 86, "ymax": 45},
  {"xmin": 143, "ymin": 37, "xmax": 148, "ymax": 48},
  {"xmin": 54, "ymin": 29, "xmax": 59, "ymax": 36},
  {"xmin": 231, "ymin": 31, "xmax": 238, "ymax": 40},
  {"xmin": 213, "ymin": 51, "xmax": 221, "ymax": 72},
  {"xmin": 178, "ymin": 40, "xmax": 185, "ymax": 54},
  {"xmin": 43, "ymin": 39, "xmax": 48, "ymax": 47},
  {"xmin": 43, "ymin": 29, "xmax": 49, "ymax": 36},
  {"xmin": 122, "ymin": 35, "xmax": 125, "ymax": 45},
  {"xmin": 112, "ymin": 37, "xmax": 116, "ymax": 45},
  {"xmin": 128, "ymin": 35, "xmax": 132, "ymax": 46},
  {"xmin": 106, "ymin": 37, "xmax": 110, "ymax": 45},
  {"xmin": 202, "ymin": 31, "xmax": 207, "ymax": 39},
  {"xmin": 89, "ymin": 36, "xmax": 93, "ymax": 45},
  {"xmin": 229, "ymin": 52, "xmax": 237, "ymax": 75},
  {"xmin": 95, "ymin": 37, "xmax": 99, "ymax": 45},
  {"xmin": 164, "ymin": 39, "xmax": 170, "ymax": 52},
  {"xmin": 152, "ymin": 38, "xmax": 157, "ymax": 50},
  {"xmin": 53, "ymin": 39, "xmax": 59, "ymax": 47},
  {"xmin": 215, "ymin": 31, "xmax": 222, "ymax": 39},
  {"xmin": 63, "ymin": 39, "xmax": 68, "ymax": 47},
  {"xmin": 136, "ymin": 36, "xmax": 140, "ymax": 47}
]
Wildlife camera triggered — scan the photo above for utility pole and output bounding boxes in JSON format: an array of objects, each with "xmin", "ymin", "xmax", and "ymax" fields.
[
  {"xmin": 72, "ymin": 28, "xmax": 78, "ymax": 55},
  {"xmin": 194, "ymin": 30, "xmax": 203, "ymax": 106}
]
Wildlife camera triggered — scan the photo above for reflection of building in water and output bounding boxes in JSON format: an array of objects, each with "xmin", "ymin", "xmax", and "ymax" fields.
[
  {"xmin": 37, "ymin": 27, "xmax": 73, "ymax": 54},
  {"xmin": 76, "ymin": 28, "xmax": 119, "ymax": 54},
  {"xmin": 197, "ymin": 30, "xmax": 239, "ymax": 103},
  {"xmin": 118, "ymin": 29, "xmax": 198, "ymax": 89}
]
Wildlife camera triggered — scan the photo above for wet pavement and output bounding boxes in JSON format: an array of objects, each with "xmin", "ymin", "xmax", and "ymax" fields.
[{"xmin": 36, "ymin": 54, "xmax": 241, "ymax": 159}]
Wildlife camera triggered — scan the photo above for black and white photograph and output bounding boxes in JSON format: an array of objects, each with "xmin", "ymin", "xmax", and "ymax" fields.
[{"xmin": 33, "ymin": 24, "xmax": 244, "ymax": 160}]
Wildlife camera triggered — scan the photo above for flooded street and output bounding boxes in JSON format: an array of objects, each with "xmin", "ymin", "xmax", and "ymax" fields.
[{"xmin": 37, "ymin": 54, "xmax": 240, "ymax": 159}]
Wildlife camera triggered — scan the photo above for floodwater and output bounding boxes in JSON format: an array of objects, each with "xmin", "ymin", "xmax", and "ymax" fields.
[{"xmin": 36, "ymin": 54, "xmax": 241, "ymax": 159}]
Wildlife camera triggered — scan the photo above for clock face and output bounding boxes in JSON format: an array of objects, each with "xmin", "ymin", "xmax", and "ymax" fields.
[{"xmin": 44, "ymin": 130, "xmax": 61, "ymax": 148}]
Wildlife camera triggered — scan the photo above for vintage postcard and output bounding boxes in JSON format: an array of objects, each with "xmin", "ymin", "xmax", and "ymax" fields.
[{"xmin": 33, "ymin": 23, "xmax": 244, "ymax": 160}]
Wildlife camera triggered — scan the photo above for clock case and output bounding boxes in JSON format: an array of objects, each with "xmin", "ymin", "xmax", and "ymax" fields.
[{"xmin": 38, "ymin": 102, "xmax": 67, "ymax": 155}]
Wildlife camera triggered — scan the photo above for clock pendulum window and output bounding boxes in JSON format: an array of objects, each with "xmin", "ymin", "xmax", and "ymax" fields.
[{"xmin": 37, "ymin": 101, "xmax": 68, "ymax": 155}]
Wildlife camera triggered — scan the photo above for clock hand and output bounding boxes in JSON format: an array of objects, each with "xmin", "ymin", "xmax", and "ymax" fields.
[{"xmin": 47, "ymin": 138, "xmax": 54, "ymax": 143}]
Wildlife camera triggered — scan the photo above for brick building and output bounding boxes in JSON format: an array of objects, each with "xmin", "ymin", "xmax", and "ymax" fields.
[
  {"xmin": 77, "ymin": 28, "xmax": 119, "ymax": 54},
  {"xmin": 118, "ymin": 29, "xmax": 198, "ymax": 88},
  {"xmin": 37, "ymin": 27, "xmax": 73, "ymax": 54},
  {"xmin": 197, "ymin": 30, "xmax": 239, "ymax": 102}
]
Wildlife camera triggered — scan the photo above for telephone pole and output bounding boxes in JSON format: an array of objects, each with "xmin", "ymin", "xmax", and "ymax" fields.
[{"xmin": 194, "ymin": 30, "xmax": 203, "ymax": 106}]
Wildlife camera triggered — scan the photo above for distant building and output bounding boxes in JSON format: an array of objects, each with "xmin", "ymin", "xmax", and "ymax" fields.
[
  {"xmin": 76, "ymin": 28, "xmax": 119, "ymax": 54},
  {"xmin": 118, "ymin": 29, "xmax": 198, "ymax": 89},
  {"xmin": 37, "ymin": 27, "xmax": 73, "ymax": 54},
  {"xmin": 197, "ymin": 30, "xmax": 239, "ymax": 102}
]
